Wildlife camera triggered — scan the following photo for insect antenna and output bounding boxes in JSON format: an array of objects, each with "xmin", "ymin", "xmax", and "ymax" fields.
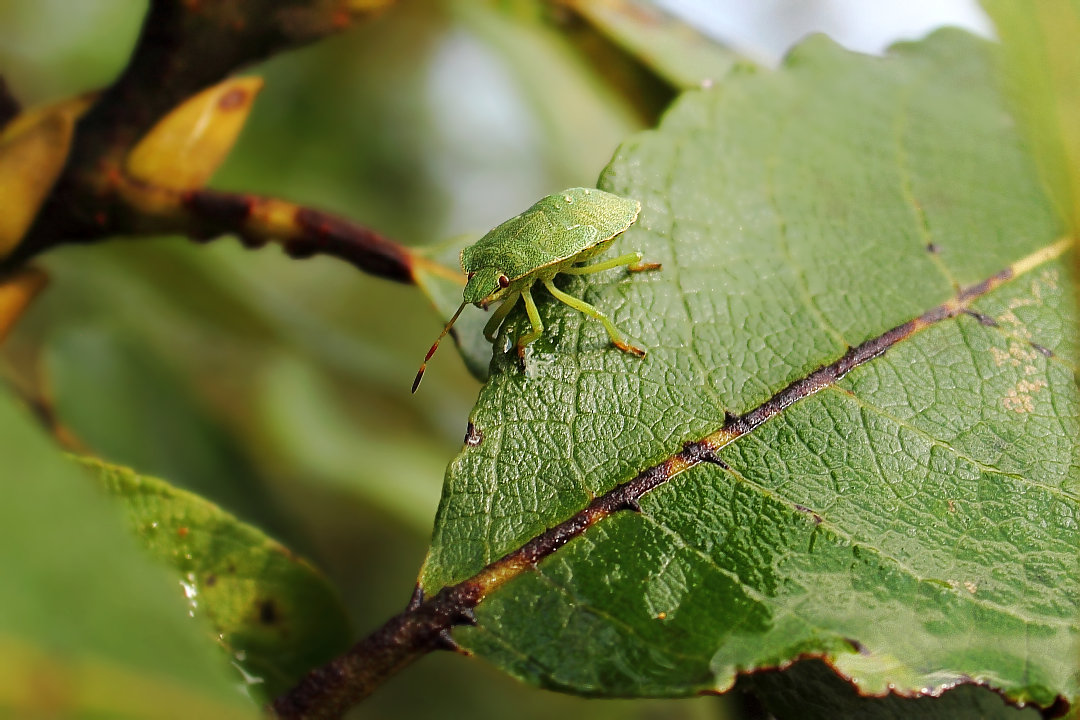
[{"xmin": 412, "ymin": 301, "xmax": 468, "ymax": 393}]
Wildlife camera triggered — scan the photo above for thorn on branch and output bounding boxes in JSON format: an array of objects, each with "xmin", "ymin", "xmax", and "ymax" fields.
[
  {"xmin": 406, "ymin": 584, "xmax": 425, "ymax": 611},
  {"xmin": 434, "ymin": 629, "xmax": 470, "ymax": 654},
  {"xmin": 453, "ymin": 606, "xmax": 477, "ymax": 626}
]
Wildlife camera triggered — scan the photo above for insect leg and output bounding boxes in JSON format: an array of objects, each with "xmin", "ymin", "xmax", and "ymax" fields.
[
  {"xmin": 563, "ymin": 251, "xmax": 661, "ymax": 275},
  {"xmin": 516, "ymin": 285, "xmax": 545, "ymax": 359},
  {"xmin": 541, "ymin": 277, "xmax": 645, "ymax": 357},
  {"xmin": 483, "ymin": 291, "xmax": 520, "ymax": 341}
]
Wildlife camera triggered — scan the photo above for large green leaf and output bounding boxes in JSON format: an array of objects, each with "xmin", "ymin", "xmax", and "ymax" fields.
[
  {"xmin": 81, "ymin": 457, "xmax": 352, "ymax": 703},
  {"xmin": 419, "ymin": 30, "xmax": 1078, "ymax": 714},
  {"xmin": 0, "ymin": 392, "xmax": 258, "ymax": 718}
]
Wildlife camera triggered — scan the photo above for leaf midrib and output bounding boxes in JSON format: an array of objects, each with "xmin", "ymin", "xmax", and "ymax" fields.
[{"xmin": 436, "ymin": 236, "xmax": 1073, "ymax": 605}]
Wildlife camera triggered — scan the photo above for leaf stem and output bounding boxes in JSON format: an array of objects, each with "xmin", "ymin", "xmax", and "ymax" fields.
[{"xmin": 270, "ymin": 584, "xmax": 481, "ymax": 719}]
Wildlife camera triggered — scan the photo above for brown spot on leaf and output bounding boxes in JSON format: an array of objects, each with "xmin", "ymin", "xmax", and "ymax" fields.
[
  {"xmin": 217, "ymin": 88, "xmax": 248, "ymax": 111},
  {"xmin": 844, "ymin": 638, "xmax": 870, "ymax": 655},
  {"xmin": 177, "ymin": 526, "xmax": 189, "ymax": 538},
  {"xmin": 259, "ymin": 599, "xmax": 279, "ymax": 625},
  {"xmin": 205, "ymin": 573, "xmax": 217, "ymax": 587},
  {"xmin": 464, "ymin": 422, "xmax": 482, "ymax": 447}
]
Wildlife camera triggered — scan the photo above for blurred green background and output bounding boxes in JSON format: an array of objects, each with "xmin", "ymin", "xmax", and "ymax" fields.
[{"xmin": 0, "ymin": 1, "xmax": 990, "ymax": 718}]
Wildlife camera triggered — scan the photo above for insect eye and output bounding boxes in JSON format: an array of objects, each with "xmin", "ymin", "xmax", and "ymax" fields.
[{"xmin": 498, "ymin": 274, "xmax": 510, "ymax": 288}]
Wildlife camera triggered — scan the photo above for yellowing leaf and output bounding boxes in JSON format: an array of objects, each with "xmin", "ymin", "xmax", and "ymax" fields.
[
  {"xmin": 125, "ymin": 76, "xmax": 264, "ymax": 191},
  {"xmin": 0, "ymin": 267, "xmax": 47, "ymax": 343},
  {"xmin": 0, "ymin": 93, "xmax": 95, "ymax": 258}
]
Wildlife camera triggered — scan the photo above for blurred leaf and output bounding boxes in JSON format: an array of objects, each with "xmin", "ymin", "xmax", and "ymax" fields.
[
  {"xmin": 0, "ymin": 390, "xmax": 257, "ymax": 718},
  {"xmin": 82, "ymin": 457, "xmax": 352, "ymax": 702},
  {"xmin": 0, "ymin": 93, "xmax": 93, "ymax": 257},
  {"xmin": 560, "ymin": 0, "xmax": 737, "ymax": 89},
  {"xmin": 126, "ymin": 76, "xmax": 264, "ymax": 192},
  {"xmin": 256, "ymin": 353, "xmax": 448, "ymax": 532},
  {"xmin": 981, "ymin": 0, "xmax": 1080, "ymax": 235},
  {"xmin": 422, "ymin": 30, "xmax": 1076, "ymax": 712},
  {"xmin": 0, "ymin": 266, "xmax": 46, "ymax": 342},
  {"xmin": 44, "ymin": 325, "xmax": 281, "ymax": 527}
]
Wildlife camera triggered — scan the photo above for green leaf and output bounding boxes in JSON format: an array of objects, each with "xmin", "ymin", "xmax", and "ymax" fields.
[
  {"xmin": 0, "ymin": 391, "xmax": 258, "ymax": 718},
  {"xmin": 81, "ymin": 457, "xmax": 352, "ymax": 702},
  {"xmin": 420, "ymin": 29, "xmax": 1077, "ymax": 713},
  {"xmin": 981, "ymin": 0, "xmax": 1080, "ymax": 235},
  {"xmin": 255, "ymin": 352, "xmax": 448, "ymax": 532},
  {"xmin": 46, "ymin": 326, "xmax": 280, "ymax": 525}
]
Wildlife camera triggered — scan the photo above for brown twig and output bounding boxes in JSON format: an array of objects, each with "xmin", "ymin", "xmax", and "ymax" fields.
[
  {"xmin": 2, "ymin": 0, "xmax": 410, "ymax": 283},
  {"xmin": 182, "ymin": 188, "xmax": 419, "ymax": 283}
]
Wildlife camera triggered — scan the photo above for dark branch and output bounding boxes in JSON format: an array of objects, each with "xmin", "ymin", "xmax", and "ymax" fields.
[
  {"xmin": 4, "ymin": 0, "xmax": 405, "ymax": 280},
  {"xmin": 182, "ymin": 188, "xmax": 419, "ymax": 284}
]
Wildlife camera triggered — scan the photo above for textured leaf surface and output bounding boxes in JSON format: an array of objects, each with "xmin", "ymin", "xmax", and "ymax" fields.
[
  {"xmin": 0, "ymin": 393, "xmax": 257, "ymax": 718},
  {"xmin": 420, "ymin": 30, "xmax": 1078, "ymax": 712},
  {"xmin": 82, "ymin": 457, "xmax": 351, "ymax": 702}
]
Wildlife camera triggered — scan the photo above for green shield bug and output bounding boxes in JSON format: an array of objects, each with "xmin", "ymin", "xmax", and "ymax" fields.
[{"xmin": 413, "ymin": 187, "xmax": 660, "ymax": 392}]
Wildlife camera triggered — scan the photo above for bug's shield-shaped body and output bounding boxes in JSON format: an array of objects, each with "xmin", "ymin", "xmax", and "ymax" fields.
[
  {"xmin": 461, "ymin": 187, "xmax": 641, "ymax": 306},
  {"xmin": 412, "ymin": 187, "xmax": 653, "ymax": 393}
]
